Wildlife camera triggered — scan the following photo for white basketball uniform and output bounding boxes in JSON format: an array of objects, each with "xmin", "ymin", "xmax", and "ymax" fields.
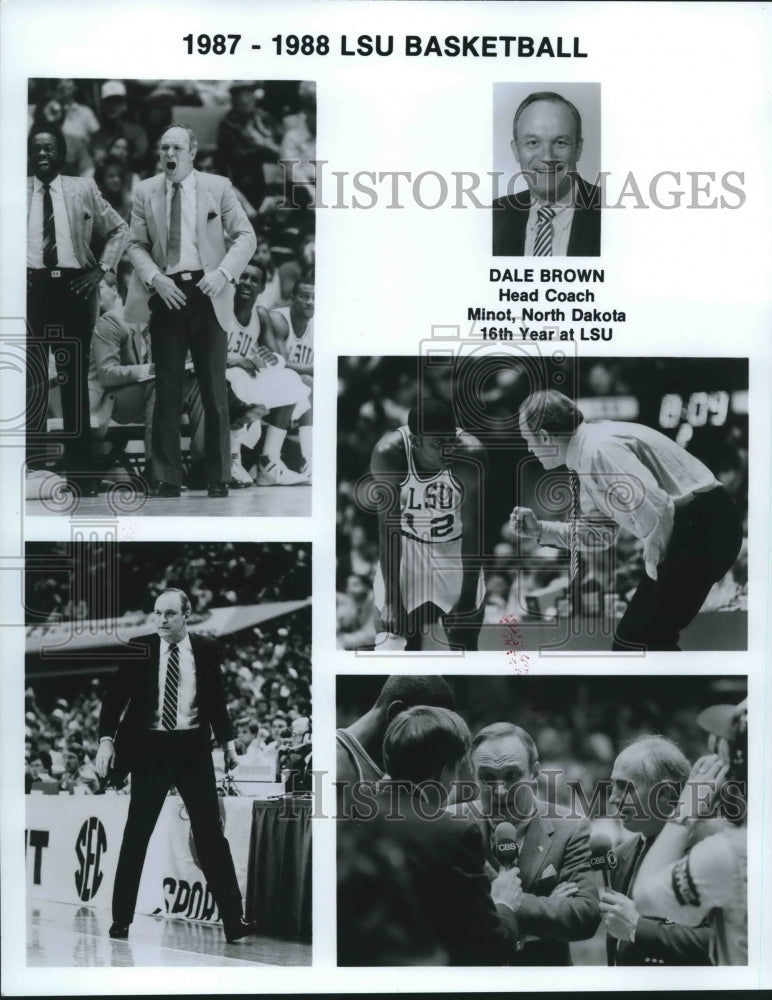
[
  {"xmin": 226, "ymin": 307, "xmax": 310, "ymax": 420},
  {"xmin": 272, "ymin": 307, "xmax": 314, "ymax": 369},
  {"xmin": 373, "ymin": 426, "xmax": 485, "ymax": 615}
]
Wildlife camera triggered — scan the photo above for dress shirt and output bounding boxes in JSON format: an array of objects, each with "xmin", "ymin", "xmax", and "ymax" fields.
[
  {"xmin": 27, "ymin": 174, "xmax": 80, "ymax": 269},
  {"xmin": 164, "ymin": 171, "xmax": 203, "ymax": 275},
  {"xmin": 153, "ymin": 634, "xmax": 199, "ymax": 730},
  {"xmin": 523, "ymin": 192, "xmax": 575, "ymax": 257},
  {"xmin": 537, "ymin": 421, "xmax": 720, "ymax": 580}
]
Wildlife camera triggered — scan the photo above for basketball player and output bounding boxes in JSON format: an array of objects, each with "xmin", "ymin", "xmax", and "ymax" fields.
[
  {"xmin": 226, "ymin": 260, "xmax": 311, "ymax": 485},
  {"xmin": 369, "ymin": 398, "xmax": 487, "ymax": 651},
  {"xmin": 267, "ymin": 279, "xmax": 314, "ymax": 479}
]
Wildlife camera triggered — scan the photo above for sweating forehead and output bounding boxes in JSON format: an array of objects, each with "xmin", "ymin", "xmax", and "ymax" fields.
[{"xmin": 472, "ymin": 735, "xmax": 530, "ymax": 771}]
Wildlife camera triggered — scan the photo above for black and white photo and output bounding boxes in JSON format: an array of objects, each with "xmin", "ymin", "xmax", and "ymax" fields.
[
  {"xmin": 25, "ymin": 77, "xmax": 315, "ymax": 516},
  {"xmin": 24, "ymin": 541, "xmax": 312, "ymax": 966},
  {"xmin": 337, "ymin": 674, "xmax": 748, "ymax": 966},
  {"xmin": 492, "ymin": 83, "xmax": 601, "ymax": 257},
  {"xmin": 337, "ymin": 356, "xmax": 748, "ymax": 652}
]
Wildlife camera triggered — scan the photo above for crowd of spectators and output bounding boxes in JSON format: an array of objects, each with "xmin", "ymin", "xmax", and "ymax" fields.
[
  {"xmin": 28, "ymin": 77, "xmax": 316, "ymax": 484},
  {"xmin": 336, "ymin": 357, "xmax": 749, "ymax": 646},
  {"xmin": 25, "ymin": 543, "xmax": 311, "ymax": 795}
]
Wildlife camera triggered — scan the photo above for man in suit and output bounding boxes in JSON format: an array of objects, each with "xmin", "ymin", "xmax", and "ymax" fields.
[
  {"xmin": 492, "ymin": 91, "xmax": 600, "ymax": 257},
  {"xmin": 601, "ymin": 736, "xmax": 712, "ymax": 965},
  {"xmin": 27, "ymin": 124, "xmax": 129, "ymax": 497},
  {"xmin": 124, "ymin": 124, "xmax": 256, "ymax": 498},
  {"xmin": 461, "ymin": 722, "xmax": 600, "ymax": 964},
  {"xmin": 88, "ymin": 303, "xmax": 205, "ymax": 481},
  {"xmin": 338, "ymin": 705, "xmax": 522, "ymax": 965},
  {"xmin": 95, "ymin": 588, "xmax": 256, "ymax": 944}
]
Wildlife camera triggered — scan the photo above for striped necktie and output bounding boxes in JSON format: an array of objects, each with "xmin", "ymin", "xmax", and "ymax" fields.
[
  {"xmin": 167, "ymin": 182, "xmax": 182, "ymax": 269},
  {"xmin": 42, "ymin": 182, "xmax": 58, "ymax": 268},
  {"xmin": 161, "ymin": 643, "xmax": 180, "ymax": 730},
  {"xmin": 569, "ymin": 471, "xmax": 582, "ymax": 614},
  {"xmin": 534, "ymin": 204, "xmax": 556, "ymax": 257}
]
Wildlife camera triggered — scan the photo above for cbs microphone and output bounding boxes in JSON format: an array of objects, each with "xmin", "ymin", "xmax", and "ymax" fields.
[
  {"xmin": 589, "ymin": 830, "xmax": 617, "ymax": 890},
  {"xmin": 493, "ymin": 822, "xmax": 520, "ymax": 869}
]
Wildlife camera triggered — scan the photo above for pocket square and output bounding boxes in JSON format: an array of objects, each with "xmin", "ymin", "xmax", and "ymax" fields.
[{"xmin": 539, "ymin": 864, "xmax": 557, "ymax": 879}]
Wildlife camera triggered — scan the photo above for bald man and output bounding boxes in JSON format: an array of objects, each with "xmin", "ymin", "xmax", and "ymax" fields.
[{"xmin": 492, "ymin": 91, "xmax": 600, "ymax": 257}]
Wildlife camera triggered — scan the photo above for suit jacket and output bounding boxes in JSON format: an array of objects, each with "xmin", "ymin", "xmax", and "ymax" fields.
[
  {"xmin": 124, "ymin": 170, "xmax": 256, "ymax": 330},
  {"xmin": 492, "ymin": 179, "xmax": 601, "ymax": 257},
  {"xmin": 339, "ymin": 784, "xmax": 518, "ymax": 966},
  {"xmin": 460, "ymin": 800, "xmax": 600, "ymax": 965},
  {"xmin": 98, "ymin": 632, "xmax": 234, "ymax": 772},
  {"xmin": 27, "ymin": 174, "xmax": 129, "ymax": 272},
  {"xmin": 88, "ymin": 308, "xmax": 152, "ymax": 432},
  {"xmin": 606, "ymin": 833, "xmax": 712, "ymax": 966}
]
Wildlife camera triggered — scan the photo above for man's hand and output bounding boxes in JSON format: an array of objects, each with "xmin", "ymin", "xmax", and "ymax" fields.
[
  {"xmin": 255, "ymin": 345, "xmax": 277, "ymax": 369},
  {"xmin": 235, "ymin": 357, "xmax": 258, "ymax": 375},
  {"xmin": 69, "ymin": 266, "xmax": 104, "ymax": 298},
  {"xmin": 549, "ymin": 881, "xmax": 578, "ymax": 899},
  {"xmin": 197, "ymin": 270, "xmax": 227, "ymax": 298},
  {"xmin": 599, "ymin": 889, "xmax": 640, "ymax": 941},
  {"xmin": 676, "ymin": 753, "xmax": 729, "ymax": 820},
  {"xmin": 95, "ymin": 739, "xmax": 115, "ymax": 779},
  {"xmin": 224, "ymin": 748, "xmax": 240, "ymax": 772},
  {"xmin": 491, "ymin": 866, "xmax": 523, "ymax": 912},
  {"xmin": 151, "ymin": 273, "xmax": 187, "ymax": 310},
  {"xmin": 508, "ymin": 506, "xmax": 541, "ymax": 539}
]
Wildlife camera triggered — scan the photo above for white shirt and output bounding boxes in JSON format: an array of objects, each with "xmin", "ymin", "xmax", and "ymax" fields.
[
  {"xmin": 538, "ymin": 420, "xmax": 720, "ymax": 580},
  {"xmin": 164, "ymin": 171, "xmax": 202, "ymax": 275},
  {"xmin": 27, "ymin": 174, "xmax": 81, "ymax": 269},
  {"xmin": 637, "ymin": 825, "xmax": 747, "ymax": 966},
  {"xmin": 523, "ymin": 192, "xmax": 575, "ymax": 257},
  {"xmin": 154, "ymin": 634, "xmax": 199, "ymax": 730}
]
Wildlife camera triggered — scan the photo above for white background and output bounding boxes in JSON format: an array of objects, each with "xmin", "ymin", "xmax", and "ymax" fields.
[{"xmin": 1, "ymin": 0, "xmax": 771, "ymax": 994}]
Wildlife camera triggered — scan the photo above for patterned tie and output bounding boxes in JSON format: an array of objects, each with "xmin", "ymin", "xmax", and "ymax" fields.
[
  {"xmin": 569, "ymin": 471, "xmax": 582, "ymax": 615},
  {"xmin": 42, "ymin": 182, "xmax": 58, "ymax": 268},
  {"xmin": 167, "ymin": 182, "xmax": 182, "ymax": 269},
  {"xmin": 533, "ymin": 204, "xmax": 556, "ymax": 257},
  {"xmin": 161, "ymin": 643, "xmax": 180, "ymax": 730}
]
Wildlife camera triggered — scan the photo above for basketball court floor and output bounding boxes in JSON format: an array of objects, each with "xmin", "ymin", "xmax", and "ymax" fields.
[
  {"xmin": 28, "ymin": 899, "xmax": 311, "ymax": 968},
  {"xmin": 25, "ymin": 484, "xmax": 311, "ymax": 518}
]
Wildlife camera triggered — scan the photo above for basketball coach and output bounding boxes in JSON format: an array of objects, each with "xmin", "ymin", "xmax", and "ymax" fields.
[
  {"xmin": 492, "ymin": 91, "xmax": 601, "ymax": 257},
  {"xmin": 124, "ymin": 124, "xmax": 256, "ymax": 498},
  {"xmin": 95, "ymin": 588, "xmax": 256, "ymax": 943}
]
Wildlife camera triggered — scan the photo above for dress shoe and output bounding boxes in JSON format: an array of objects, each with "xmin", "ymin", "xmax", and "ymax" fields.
[
  {"xmin": 149, "ymin": 481, "xmax": 180, "ymax": 498},
  {"xmin": 207, "ymin": 482, "xmax": 229, "ymax": 498},
  {"xmin": 109, "ymin": 921, "xmax": 130, "ymax": 939},
  {"xmin": 223, "ymin": 918, "xmax": 257, "ymax": 943}
]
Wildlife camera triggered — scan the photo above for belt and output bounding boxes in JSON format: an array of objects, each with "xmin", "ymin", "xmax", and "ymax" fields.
[
  {"xmin": 27, "ymin": 267, "xmax": 82, "ymax": 278},
  {"xmin": 167, "ymin": 270, "xmax": 204, "ymax": 284}
]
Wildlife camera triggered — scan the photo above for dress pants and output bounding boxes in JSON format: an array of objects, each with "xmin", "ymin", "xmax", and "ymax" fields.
[
  {"xmin": 112, "ymin": 729, "xmax": 242, "ymax": 926},
  {"xmin": 613, "ymin": 486, "xmax": 743, "ymax": 651},
  {"xmin": 148, "ymin": 275, "xmax": 230, "ymax": 486},
  {"xmin": 26, "ymin": 269, "xmax": 95, "ymax": 478}
]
